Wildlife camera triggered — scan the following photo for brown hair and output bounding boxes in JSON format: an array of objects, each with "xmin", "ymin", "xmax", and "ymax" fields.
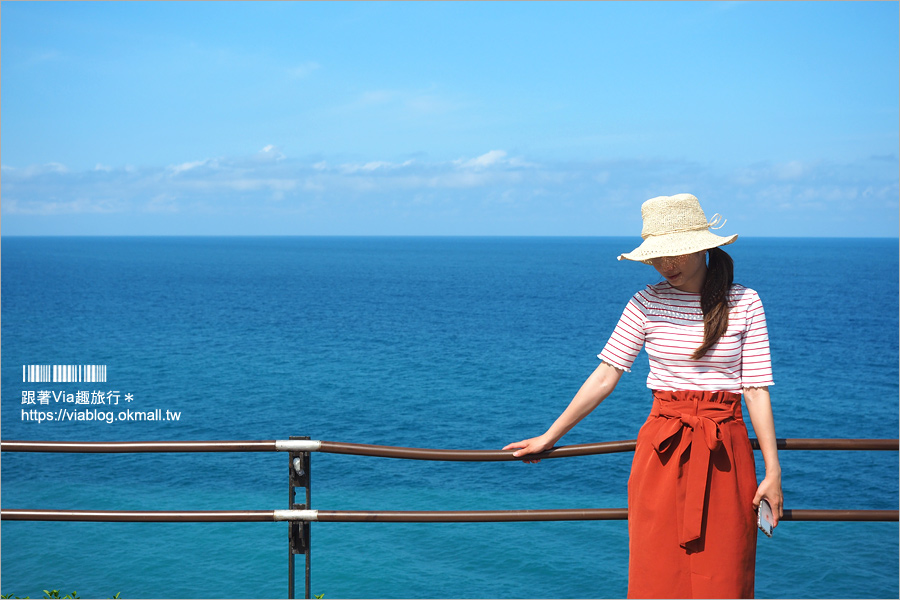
[{"xmin": 692, "ymin": 247, "xmax": 734, "ymax": 359}]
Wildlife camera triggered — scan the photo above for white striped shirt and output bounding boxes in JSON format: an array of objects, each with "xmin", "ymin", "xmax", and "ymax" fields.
[{"xmin": 598, "ymin": 282, "xmax": 774, "ymax": 393}]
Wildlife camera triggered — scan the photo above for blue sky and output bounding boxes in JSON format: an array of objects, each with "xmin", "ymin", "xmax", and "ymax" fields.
[{"xmin": 2, "ymin": 1, "xmax": 898, "ymax": 236}]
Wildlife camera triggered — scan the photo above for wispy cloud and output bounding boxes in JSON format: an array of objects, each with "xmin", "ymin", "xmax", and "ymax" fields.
[
  {"xmin": 340, "ymin": 86, "xmax": 464, "ymax": 116},
  {"xmin": 257, "ymin": 145, "xmax": 286, "ymax": 161},
  {"xmin": 726, "ymin": 158, "xmax": 899, "ymax": 215},
  {"xmin": 456, "ymin": 150, "xmax": 507, "ymax": 169},
  {"xmin": 2, "ymin": 150, "xmax": 897, "ymax": 235},
  {"xmin": 168, "ymin": 159, "xmax": 215, "ymax": 176},
  {"xmin": 287, "ymin": 61, "xmax": 321, "ymax": 79},
  {"xmin": 1, "ymin": 197, "xmax": 125, "ymax": 216},
  {"xmin": 2, "ymin": 162, "xmax": 70, "ymax": 177},
  {"xmin": 17, "ymin": 48, "xmax": 65, "ymax": 68}
]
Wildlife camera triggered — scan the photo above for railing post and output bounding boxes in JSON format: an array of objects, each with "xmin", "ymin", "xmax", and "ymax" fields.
[{"xmin": 288, "ymin": 436, "xmax": 311, "ymax": 599}]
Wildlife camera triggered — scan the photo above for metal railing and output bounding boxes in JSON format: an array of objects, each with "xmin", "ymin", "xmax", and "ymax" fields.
[
  {"xmin": 2, "ymin": 437, "xmax": 898, "ymax": 598},
  {"xmin": 4, "ymin": 507, "xmax": 897, "ymax": 523},
  {"xmin": 5, "ymin": 437, "xmax": 897, "ymax": 455}
]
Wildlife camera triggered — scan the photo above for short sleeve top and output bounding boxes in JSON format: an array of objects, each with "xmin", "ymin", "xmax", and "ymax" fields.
[{"xmin": 598, "ymin": 282, "xmax": 774, "ymax": 393}]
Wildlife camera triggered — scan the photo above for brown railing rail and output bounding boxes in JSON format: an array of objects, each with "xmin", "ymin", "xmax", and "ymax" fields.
[
  {"xmin": 2, "ymin": 437, "xmax": 897, "ymax": 599},
  {"xmin": 1, "ymin": 439, "xmax": 281, "ymax": 452},
  {"xmin": 3, "ymin": 437, "xmax": 897, "ymax": 456},
  {"xmin": 2, "ymin": 508, "xmax": 897, "ymax": 523},
  {"xmin": 315, "ymin": 438, "xmax": 900, "ymax": 459}
]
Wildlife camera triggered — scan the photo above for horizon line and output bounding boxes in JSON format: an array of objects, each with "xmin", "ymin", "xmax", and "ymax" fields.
[{"xmin": 2, "ymin": 233, "xmax": 898, "ymax": 240}]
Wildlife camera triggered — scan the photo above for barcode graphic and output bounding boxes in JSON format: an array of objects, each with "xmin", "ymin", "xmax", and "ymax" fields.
[{"xmin": 23, "ymin": 365, "xmax": 107, "ymax": 383}]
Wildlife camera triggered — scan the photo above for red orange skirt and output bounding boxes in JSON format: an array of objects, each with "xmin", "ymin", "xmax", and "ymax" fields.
[{"xmin": 627, "ymin": 390, "xmax": 758, "ymax": 599}]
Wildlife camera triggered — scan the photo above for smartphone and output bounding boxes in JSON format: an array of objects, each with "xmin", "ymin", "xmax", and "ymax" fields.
[{"xmin": 757, "ymin": 498, "xmax": 775, "ymax": 538}]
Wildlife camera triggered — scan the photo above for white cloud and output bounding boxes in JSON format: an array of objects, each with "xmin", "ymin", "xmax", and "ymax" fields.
[
  {"xmin": 3, "ymin": 197, "xmax": 122, "ymax": 216},
  {"xmin": 404, "ymin": 93, "xmax": 460, "ymax": 115},
  {"xmin": 457, "ymin": 150, "xmax": 507, "ymax": 169},
  {"xmin": 342, "ymin": 87, "xmax": 463, "ymax": 115},
  {"xmin": 733, "ymin": 160, "xmax": 812, "ymax": 185},
  {"xmin": 358, "ymin": 90, "xmax": 396, "ymax": 106},
  {"xmin": 288, "ymin": 61, "xmax": 320, "ymax": 79},
  {"xmin": 21, "ymin": 49, "xmax": 64, "ymax": 68},
  {"xmin": 145, "ymin": 194, "xmax": 180, "ymax": 213},
  {"xmin": 258, "ymin": 145, "xmax": 286, "ymax": 161},
  {"xmin": 168, "ymin": 159, "xmax": 213, "ymax": 175},
  {"xmin": 9, "ymin": 162, "xmax": 71, "ymax": 177},
  {"xmin": 226, "ymin": 178, "xmax": 298, "ymax": 193},
  {"xmin": 338, "ymin": 159, "xmax": 415, "ymax": 174},
  {"xmin": 1, "ymin": 150, "xmax": 896, "ymax": 236},
  {"xmin": 773, "ymin": 160, "xmax": 807, "ymax": 181}
]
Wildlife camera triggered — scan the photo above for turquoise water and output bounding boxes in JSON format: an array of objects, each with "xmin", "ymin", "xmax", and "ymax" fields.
[{"xmin": 2, "ymin": 236, "xmax": 898, "ymax": 598}]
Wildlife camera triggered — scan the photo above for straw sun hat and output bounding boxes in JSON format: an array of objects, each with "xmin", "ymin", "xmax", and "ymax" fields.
[{"xmin": 617, "ymin": 193, "xmax": 737, "ymax": 262}]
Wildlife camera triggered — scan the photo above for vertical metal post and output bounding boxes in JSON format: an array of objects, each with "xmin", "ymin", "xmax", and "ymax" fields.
[{"xmin": 288, "ymin": 436, "xmax": 311, "ymax": 599}]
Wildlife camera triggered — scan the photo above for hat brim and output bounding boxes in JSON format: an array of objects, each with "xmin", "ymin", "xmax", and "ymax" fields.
[{"xmin": 618, "ymin": 231, "xmax": 738, "ymax": 262}]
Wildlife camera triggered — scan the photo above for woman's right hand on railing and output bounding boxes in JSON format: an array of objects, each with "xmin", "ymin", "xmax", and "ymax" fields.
[{"xmin": 503, "ymin": 434, "xmax": 555, "ymax": 464}]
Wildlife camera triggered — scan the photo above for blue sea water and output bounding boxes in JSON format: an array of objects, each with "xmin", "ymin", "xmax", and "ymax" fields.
[{"xmin": 1, "ymin": 236, "xmax": 898, "ymax": 599}]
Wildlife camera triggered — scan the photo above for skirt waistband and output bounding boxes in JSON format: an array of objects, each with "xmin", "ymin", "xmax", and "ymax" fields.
[
  {"xmin": 652, "ymin": 389, "xmax": 741, "ymax": 404},
  {"xmin": 651, "ymin": 390, "xmax": 743, "ymax": 421}
]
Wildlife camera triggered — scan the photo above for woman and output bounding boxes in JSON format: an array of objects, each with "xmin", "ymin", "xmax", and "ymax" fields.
[{"xmin": 504, "ymin": 194, "xmax": 783, "ymax": 599}]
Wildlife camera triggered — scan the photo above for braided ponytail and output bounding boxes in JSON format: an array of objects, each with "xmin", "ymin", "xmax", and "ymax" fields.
[{"xmin": 692, "ymin": 247, "xmax": 734, "ymax": 359}]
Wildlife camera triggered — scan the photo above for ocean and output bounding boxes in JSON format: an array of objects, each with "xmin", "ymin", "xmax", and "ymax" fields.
[{"xmin": 2, "ymin": 236, "xmax": 898, "ymax": 599}]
